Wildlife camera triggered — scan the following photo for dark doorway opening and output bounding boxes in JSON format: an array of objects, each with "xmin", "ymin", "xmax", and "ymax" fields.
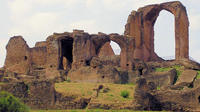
[
  {"xmin": 198, "ymin": 96, "xmax": 200, "ymax": 103},
  {"xmin": 59, "ymin": 38, "xmax": 73, "ymax": 71},
  {"xmin": 138, "ymin": 68, "xmax": 143, "ymax": 76}
]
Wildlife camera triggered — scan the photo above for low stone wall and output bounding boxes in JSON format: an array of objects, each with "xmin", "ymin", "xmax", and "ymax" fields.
[{"xmin": 0, "ymin": 81, "xmax": 90, "ymax": 110}]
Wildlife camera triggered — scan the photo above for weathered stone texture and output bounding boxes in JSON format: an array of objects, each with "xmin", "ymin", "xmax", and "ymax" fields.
[
  {"xmin": 175, "ymin": 69, "xmax": 197, "ymax": 86},
  {"xmin": 2, "ymin": 1, "xmax": 192, "ymax": 83},
  {"xmin": 125, "ymin": 1, "xmax": 189, "ymax": 61},
  {"xmin": 30, "ymin": 47, "xmax": 47, "ymax": 69},
  {"xmin": 4, "ymin": 36, "xmax": 30, "ymax": 74},
  {"xmin": 134, "ymin": 78, "xmax": 200, "ymax": 111},
  {"xmin": 98, "ymin": 42, "xmax": 115, "ymax": 57},
  {"xmin": 146, "ymin": 69, "xmax": 177, "ymax": 87},
  {"xmin": 35, "ymin": 41, "xmax": 47, "ymax": 47}
]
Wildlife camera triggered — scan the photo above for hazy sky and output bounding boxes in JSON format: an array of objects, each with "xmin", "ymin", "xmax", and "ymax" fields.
[{"xmin": 0, "ymin": 0, "xmax": 200, "ymax": 67}]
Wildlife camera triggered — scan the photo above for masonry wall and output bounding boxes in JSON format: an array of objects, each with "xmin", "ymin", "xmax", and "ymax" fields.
[
  {"xmin": 30, "ymin": 47, "xmax": 47, "ymax": 68},
  {"xmin": 4, "ymin": 36, "xmax": 30, "ymax": 74}
]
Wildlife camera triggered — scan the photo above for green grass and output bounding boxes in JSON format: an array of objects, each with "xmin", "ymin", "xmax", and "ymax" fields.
[
  {"xmin": 0, "ymin": 82, "xmax": 5, "ymax": 85},
  {"xmin": 196, "ymin": 71, "xmax": 200, "ymax": 79},
  {"xmin": 155, "ymin": 67, "xmax": 172, "ymax": 72},
  {"xmin": 30, "ymin": 83, "xmax": 136, "ymax": 112},
  {"xmin": 55, "ymin": 82, "xmax": 134, "ymax": 103},
  {"xmin": 120, "ymin": 90, "xmax": 129, "ymax": 98},
  {"xmin": 156, "ymin": 86, "xmax": 161, "ymax": 90},
  {"xmin": 155, "ymin": 65, "xmax": 183, "ymax": 73}
]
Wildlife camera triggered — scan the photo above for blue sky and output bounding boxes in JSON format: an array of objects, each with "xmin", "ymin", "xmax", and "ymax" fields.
[{"xmin": 0, "ymin": 0, "xmax": 200, "ymax": 67}]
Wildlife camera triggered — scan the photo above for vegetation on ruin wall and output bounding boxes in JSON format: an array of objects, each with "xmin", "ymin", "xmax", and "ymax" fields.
[
  {"xmin": 196, "ymin": 71, "xmax": 200, "ymax": 79},
  {"xmin": 0, "ymin": 82, "xmax": 5, "ymax": 85},
  {"xmin": 55, "ymin": 82, "xmax": 135, "ymax": 103},
  {"xmin": 155, "ymin": 65, "xmax": 183, "ymax": 72},
  {"xmin": 155, "ymin": 65, "xmax": 185, "ymax": 84},
  {"xmin": 155, "ymin": 65, "xmax": 183, "ymax": 76},
  {"xmin": 155, "ymin": 65, "xmax": 200, "ymax": 80},
  {"xmin": 0, "ymin": 91, "xmax": 29, "ymax": 112}
]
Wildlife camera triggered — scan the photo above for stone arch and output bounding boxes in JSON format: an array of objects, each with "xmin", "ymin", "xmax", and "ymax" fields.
[
  {"xmin": 95, "ymin": 35, "xmax": 125, "ymax": 57},
  {"xmin": 142, "ymin": 1, "xmax": 189, "ymax": 61},
  {"xmin": 110, "ymin": 41, "xmax": 121, "ymax": 55},
  {"xmin": 124, "ymin": 1, "xmax": 189, "ymax": 62},
  {"xmin": 97, "ymin": 41, "xmax": 115, "ymax": 57},
  {"xmin": 109, "ymin": 34, "xmax": 129, "ymax": 69}
]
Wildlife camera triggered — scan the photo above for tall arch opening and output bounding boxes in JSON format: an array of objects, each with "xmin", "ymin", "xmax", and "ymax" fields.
[
  {"xmin": 97, "ymin": 41, "xmax": 121, "ymax": 57},
  {"xmin": 97, "ymin": 40, "xmax": 122, "ymax": 67},
  {"xmin": 154, "ymin": 10, "xmax": 175, "ymax": 60},
  {"xmin": 59, "ymin": 37, "xmax": 73, "ymax": 71},
  {"xmin": 110, "ymin": 41, "xmax": 121, "ymax": 55}
]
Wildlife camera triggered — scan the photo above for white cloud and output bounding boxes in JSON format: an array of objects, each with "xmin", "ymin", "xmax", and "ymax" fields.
[
  {"xmin": 86, "ymin": 0, "xmax": 97, "ymax": 7},
  {"xmin": 8, "ymin": 0, "xmax": 32, "ymax": 21},
  {"xmin": 27, "ymin": 12, "xmax": 63, "ymax": 33},
  {"xmin": 132, "ymin": 0, "xmax": 172, "ymax": 10},
  {"xmin": 190, "ymin": 50, "xmax": 200, "ymax": 63},
  {"xmin": 190, "ymin": 15, "xmax": 200, "ymax": 31},
  {"xmin": 0, "ymin": 39, "xmax": 9, "ymax": 67},
  {"xmin": 69, "ymin": 20, "xmax": 99, "ymax": 33},
  {"xmin": 102, "ymin": 0, "xmax": 129, "ymax": 10},
  {"xmin": 33, "ymin": 0, "xmax": 80, "ymax": 7},
  {"xmin": 9, "ymin": 12, "xmax": 62, "ymax": 33}
]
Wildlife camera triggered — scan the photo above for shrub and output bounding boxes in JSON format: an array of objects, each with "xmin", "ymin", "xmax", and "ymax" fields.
[
  {"xmin": 0, "ymin": 91, "xmax": 29, "ymax": 112},
  {"xmin": 196, "ymin": 71, "xmax": 200, "ymax": 79},
  {"xmin": 65, "ymin": 77, "xmax": 71, "ymax": 83},
  {"xmin": 120, "ymin": 90, "xmax": 129, "ymax": 98},
  {"xmin": 157, "ymin": 86, "xmax": 161, "ymax": 90}
]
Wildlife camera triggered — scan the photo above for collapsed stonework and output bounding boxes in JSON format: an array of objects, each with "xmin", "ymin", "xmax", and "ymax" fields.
[
  {"xmin": 3, "ymin": 31, "xmax": 135, "ymax": 81},
  {"xmin": 1, "ymin": 1, "xmax": 200, "ymax": 111},
  {"xmin": 3, "ymin": 1, "xmax": 190, "ymax": 82}
]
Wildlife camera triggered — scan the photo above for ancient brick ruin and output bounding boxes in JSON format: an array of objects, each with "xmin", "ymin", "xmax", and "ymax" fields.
[
  {"xmin": 1, "ymin": 1, "xmax": 200, "ymax": 111},
  {"xmin": 125, "ymin": 1, "xmax": 189, "ymax": 61},
  {"xmin": 3, "ymin": 1, "xmax": 190, "ymax": 81}
]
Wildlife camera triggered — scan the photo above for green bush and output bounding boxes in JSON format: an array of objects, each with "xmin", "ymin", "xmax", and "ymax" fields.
[
  {"xmin": 157, "ymin": 86, "xmax": 161, "ymax": 90},
  {"xmin": 0, "ymin": 91, "xmax": 29, "ymax": 112},
  {"xmin": 66, "ymin": 77, "xmax": 71, "ymax": 83},
  {"xmin": 120, "ymin": 90, "xmax": 129, "ymax": 98},
  {"xmin": 196, "ymin": 71, "xmax": 200, "ymax": 79}
]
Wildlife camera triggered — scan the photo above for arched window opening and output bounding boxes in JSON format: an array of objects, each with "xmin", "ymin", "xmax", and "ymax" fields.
[
  {"xmin": 59, "ymin": 37, "xmax": 73, "ymax": 71},
  {"xmin": 97, "ymin": 41, "xmax": 121, "ymax": 67},
  {"xmin": 154, "ymin": 10, "xmax": 175, "ymax": 60},
  {"xmin": 110, "ymin": 41, "xmax": 121, "ymax": 55},
  {"xmin": 98, "ymin": 41, "xmax": 121, "ymax": 57}
]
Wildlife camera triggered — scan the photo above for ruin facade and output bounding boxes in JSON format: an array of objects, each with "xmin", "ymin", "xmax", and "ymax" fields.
[{"xmin": 3, "ymin": 1, "xmax": 189, "ymax": 80}]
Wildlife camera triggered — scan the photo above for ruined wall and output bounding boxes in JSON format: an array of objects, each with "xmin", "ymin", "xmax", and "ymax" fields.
[
  {"xmin": 4, "ymin": 36, "xmax": 47, "ymax": 75},
  {"xmin": 3, "ymin": 1, "xmax": 190, "ymax": 78},
  {"xmin": 98, "ymin": 42, "xmax": 115, "ymax": 57},
  {"xmin": 124, "ymin": 1, "xmax": 189, "ymax": 61},
  {"xmin": 30, "ymin": 47, "xmax": 47, "ymax": 69},
  {"xmin": 4, "ymin": 36, "xmax": 30, "ymax": 74},
  {"xmin": 72, "ymin": 32, "xmax": 97, "ymax": 69},
  {"xmin": 35, "ymin": 41, "xmax": 47, "ymax": 47}
]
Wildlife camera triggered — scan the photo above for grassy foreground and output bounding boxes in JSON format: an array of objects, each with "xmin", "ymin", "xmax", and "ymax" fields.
[
  {"xmin": 32, "ymin": 82, "xmax": 136, "ymax": 112},
  {"xmin": 55, "ymin": 82, "xmax": 135, "ymax": 103},
  {"xmin": 31, "ymin": 109, "xmax": 146, "ymax": 112}
]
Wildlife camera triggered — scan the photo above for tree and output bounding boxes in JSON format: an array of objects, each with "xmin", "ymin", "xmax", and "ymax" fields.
[{"xmin": 0, "ymin": 91, "xmax": 29, "ymax": 112}]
